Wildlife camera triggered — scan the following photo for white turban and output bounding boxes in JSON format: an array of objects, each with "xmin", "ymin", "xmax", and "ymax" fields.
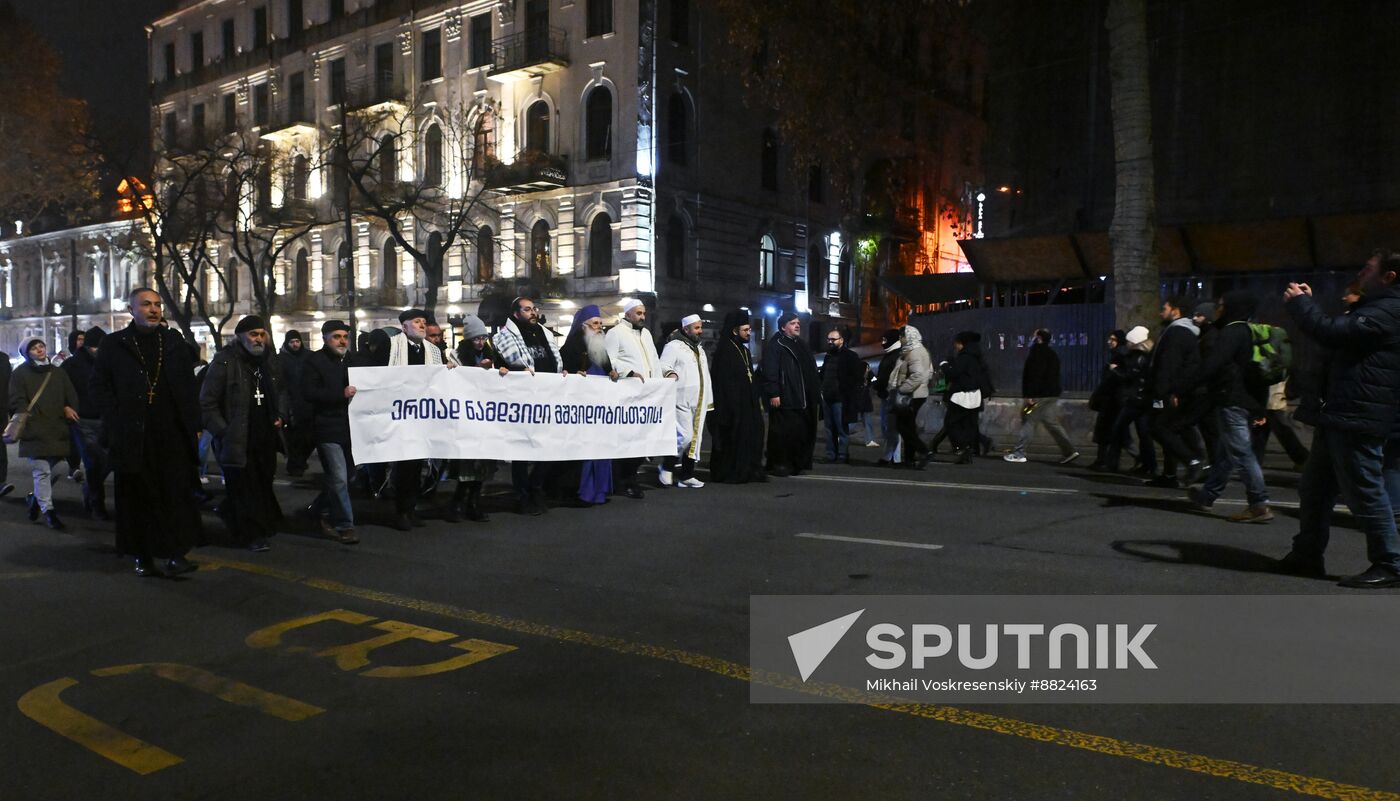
[
  {"xmin": 621, "ymin": 298, "xmax": 645, "ymax": 315},
  {"xmin": 680, "ymin": 314, "xmax": 701, "ymax": 327}
]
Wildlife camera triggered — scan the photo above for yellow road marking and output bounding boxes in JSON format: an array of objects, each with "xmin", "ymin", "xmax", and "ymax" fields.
[
  {"xmin": 17, "ymin": 677, "xmax": 183, "ymax": 775},
  {"xmin": 196, "ymin": 555, "xmax": 1399, "ymax": 800},
  {"xmin": 91, "ymin": 663, "xmax": 325, "ymax": 722}
]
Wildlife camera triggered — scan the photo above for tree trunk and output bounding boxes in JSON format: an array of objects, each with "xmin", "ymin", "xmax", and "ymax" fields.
[{"xmin": 1105, "ymin": 0, "xmax": 1158, "ymax": 330}]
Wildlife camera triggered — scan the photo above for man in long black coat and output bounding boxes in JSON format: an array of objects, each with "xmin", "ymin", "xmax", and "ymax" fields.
[
  {"xmin": 709, "ymin": 310, "xmax": 766, "ymax": 484},
  {"xmin": 91, "ymin": 288, "xmax": 202, "ymax": 578},
  {"xmin": 762, "ymin": 311, "xmax": 820, "ymax": 477}
]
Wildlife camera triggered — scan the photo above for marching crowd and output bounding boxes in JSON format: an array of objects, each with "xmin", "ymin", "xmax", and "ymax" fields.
[{"xmin": 3, "ymin": 249, "xmax": 1400, "ymax": 588}]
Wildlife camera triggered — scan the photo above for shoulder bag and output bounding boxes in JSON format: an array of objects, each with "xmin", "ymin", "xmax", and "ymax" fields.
[{"xmin": 3, "ymin": 370, "xmax": 54, "ymax": 445}]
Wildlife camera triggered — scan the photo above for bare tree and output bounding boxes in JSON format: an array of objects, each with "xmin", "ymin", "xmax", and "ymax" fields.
[{"xmin": 339, "ymin": 97, "xmax": 499, "ymax": 318}]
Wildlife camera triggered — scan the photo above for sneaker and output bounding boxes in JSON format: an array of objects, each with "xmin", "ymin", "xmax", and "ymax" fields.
[
  {"xmin": 1003, "ymin": 454, "xmax": 1028, "ymax": 463},
  {"xmin": 678, "ymin": 477, "xmax": 705, "ymax": 488},
  {"xmin": 864, "ymin": 440, "xmax": 880, "ymax": 448},
  {"xmin": 657, "ymin": 466, "xmax": 675, "ymax": 487},
  {"xmin": 1228, "ymin": 504, "xmax": 1273, "ymax": 524},
  {"xmin": 1058, "ymin": 451, "xmax": 1082, "ymax": 465},
  {"xmin": 0, "ymin": 483, "xmax": 14, "ymax": 498}
]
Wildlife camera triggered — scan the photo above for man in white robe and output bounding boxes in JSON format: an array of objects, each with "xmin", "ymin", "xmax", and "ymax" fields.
[{"xmin": 659, "ymin": 314, "xmax": 712, "ymax": 487}]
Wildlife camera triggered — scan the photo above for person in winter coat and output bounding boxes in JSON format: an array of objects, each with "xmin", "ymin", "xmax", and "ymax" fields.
[
  {"xmin": 9, "ymin": 339, "xmax": 79, "ymax": 529},
  {"xmin": 1088, "ymin": 329, "xmax": 1129, "ymax": 470},
  {"xmin": 889, "ymin": 325, "xmax": 934, "ymax": 469},
  {"xmin": 1278, "ymin": 251, "xmax": 1400, "ymax": 587},
  {"xmin": 0, "ymin": 348, "xmax": 12, "ymax": 498},
  {"xmin": 941, "ymin": 331, "xmax": 993, "ymax": 465},
  {"xmin": 1094, "ymin": 326, "xmax": 1156, "ymax": 474},
  {"xmin": 818, "ymin": 325, "xmax": 866, "ymax": 464},
  {"xmin": 1005, "ymin": 328, "xmax": 1079, "ymax": 464},
  {"xmin": 875, "ymin": 329, "xmax": 904, "ymax": 465},
  {"xmin": 277, "ymin": 330, "xmax": 314, "ymax": 476},
  {"xmin": 1186, "ymin": 291, "xmax": 1272, "ymax": 523},
  {"xmin": 300, "ymin": 320, "xmax": 359, "ymax": 544},
  {"xmin": 1147, "ymin": 296, "xmax": 1206, "ymax": 488},
  {"xmin": 762, "ymin": 312, "xmax": 820, "ymax": 477},
  {"xmin": 60, "ymin": 326, "xmax": 110, "ymax": 518}
]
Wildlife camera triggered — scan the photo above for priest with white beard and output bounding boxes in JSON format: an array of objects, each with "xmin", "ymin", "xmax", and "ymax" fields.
[
  {"xmin": 659, "ymin": 314, "xmax": 713, "ymax": 488},
  {"xmin": 605, "ymin": 299, "xmax": 677, "ymax": 498}
]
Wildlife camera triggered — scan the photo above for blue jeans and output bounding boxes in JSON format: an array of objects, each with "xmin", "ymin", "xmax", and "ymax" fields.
[
  {"xmin": 1383, "ymin": 438, "xmax": 1400, "ymax": 512},
  {"xmin": 1295, "ymin": 428, "xmax": 1400, "ymax": 570},
  {"xmin": 313, "ymin": 443, "xmax": 355, "ymax": 531},
  {"xmin": 880, "ymin": 398, "xmax": 902, "ymax": 462},
  {"xmin": 1198, "ymin": 406, "xmax": 1269, "ymax": 507},
  {"xmin": 823, "ymin": 399, "xmax": 848, "ymax": 460}
]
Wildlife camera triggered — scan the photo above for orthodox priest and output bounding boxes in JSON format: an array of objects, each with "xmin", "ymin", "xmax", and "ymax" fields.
[
  {"xmin": 761, "ymin": 311, "xmax": 820, "ymax": 477},
  {"xmin": 91, "ymin": 288, "xmax": 203, "ymax": 577},
  {"xmin": 708, "ymin": 310, "xmax": 766, "ymax": 483},
  {"xmin": 659, "ymin": 313, "xmax": 713, "ymax": 488},
  {"xmin": 559, "ymin": 304, "xmax": 616, "ymax": 505},
  {"xmin": 201, "ymin": 316, "xmax": 288, "ymax": 552}
]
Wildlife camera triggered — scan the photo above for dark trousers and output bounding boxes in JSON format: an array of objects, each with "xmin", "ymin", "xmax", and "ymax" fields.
[
  {"xmin": 1293, "ymin": 427, "xmax": 1400, "ymax": 570},
  {"xmin": 1101, "ymin": 406, "xmax": 1156, "ymax": 473},
  {"xmin": 894, "ymin": 398, "xmax": 928, "ymax": 459},
  {"xmin": 663, "ymin": 454, "xmax": 697, "ymax": 481},
  {"xmin": 1252, "ymin": 409, "xmax": 1310, "ymax": 465},
  {"xmin": 72, "ymin": 418, "xmax": 110, "ymax": 507},
  {"xmin": 1152, "ymin": 399, "xmax": 1207, "ymax": 473},
  {"xmin": 612, "ymin": 457, "xmax": 645, "ymax": 489},
  {"xmin": 284, "ymin": 423, "xmax": 315, "ymax": 473},
  {"xmin": 391, "ymin": 459, "xmax": 422, "ymax": 514},
  {"xmin": 514, "ymin": 460, "xmax": 562, "ymax": 498}
]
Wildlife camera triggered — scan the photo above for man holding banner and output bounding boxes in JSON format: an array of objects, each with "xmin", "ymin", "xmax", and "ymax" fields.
[
  {"xmin": 494, "ymin": 297, "xmax": 564, "ymax": 515},
  {"xmin": 386, "ymin": 308, "xmax": 447, "ymax": 530},
  {"xmin": 607, "ymin": 299, "xmax": 678, "ymax": 499},
  {"xmin": 659, "ymin": 314, "xmax": 712, "ymax": 488}
]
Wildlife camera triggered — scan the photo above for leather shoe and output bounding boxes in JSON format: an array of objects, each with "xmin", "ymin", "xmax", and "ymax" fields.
[
  {"xmin": 43, "ymin": 510, "xmax": 65, "ymax": 530},
  {"xmin": 134, "ymin": 557, "xmax": 163, "ymax": 578},
  {"xmin": 164, "ymin": 557, "xmax": 198, "ymax": 575},
  {"xmin": 1275, "ymin": 551, "xmax": 1326, "ymax": 579},
  {"xmin": 620, "ymin": 485, "xmax": 644, "ymax": 500},
  {"xmin": 410, "ymin": 513, "xmax": 427, "ymax": 528},
  {"xmin": 319, "ymin": 519, "xmax": 359, "ymax": 544},
  {"xmin": 391, "ymin": 513, "xmax": 413, "ymax": 531},
  {"xmin": 1338, "ymin": 565, "xmax": 1400, "ymax": 589}
]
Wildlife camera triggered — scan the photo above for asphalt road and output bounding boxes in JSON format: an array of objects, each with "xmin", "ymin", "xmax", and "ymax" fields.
[{"xmin": 2, "ymin": 444, "xmax": 1397, "ymax": 801}]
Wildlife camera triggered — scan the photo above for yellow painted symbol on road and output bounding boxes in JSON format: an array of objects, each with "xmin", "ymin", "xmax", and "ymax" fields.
[
  {"xmin": 246, "ymin": 608, "xmax": 516, "ymax": 678},
  {"xmin": 17, "ymin": 664, "xmax": 325, "ymax": 775}
]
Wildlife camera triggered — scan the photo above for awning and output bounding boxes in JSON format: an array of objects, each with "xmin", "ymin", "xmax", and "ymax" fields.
[
  {"xmin": 878, "ymin": 272, "xmax": 987, "ymax": 305},
  {"xmin": 959, "ymin": 208, "xmax": 1400, "ymax": 282}
]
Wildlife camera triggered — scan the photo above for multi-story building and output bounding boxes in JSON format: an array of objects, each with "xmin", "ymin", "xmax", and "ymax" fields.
[{"xmin": 139, "ymin": 0, "xmax": 981, "ymax": 350}]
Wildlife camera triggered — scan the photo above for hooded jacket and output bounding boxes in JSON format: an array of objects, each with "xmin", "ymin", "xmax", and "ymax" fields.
[
  {"xmin": 943, "ymin": 336, "xmax": 993, "ymax": 399},
  {"xmin": 1287, "ymin": 283, "xmax": 1400, "ymax": 436},
  {"xmin": 891, "ymin": 326, "xmax": 934, "ymax": 400},
  {"xmin": 1192, "ymin": 291, "xmax": 1266, "ymax": 414},
  {"xmin": 1150, "ymin": 316, "xmax": 1201, "ymax": 401}
]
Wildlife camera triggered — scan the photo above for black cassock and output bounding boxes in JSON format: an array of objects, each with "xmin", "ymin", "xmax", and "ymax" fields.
[
  {"xmin": 708, "ymin": 336, "xmax": 767, "ymax": 483},
  {"xmin": 101, "ymin": 327, "xmax": 202, "ymax": 559},
  {"xmin": 221, "ymin": 364, "xmax": 282, "ymax": 544}
]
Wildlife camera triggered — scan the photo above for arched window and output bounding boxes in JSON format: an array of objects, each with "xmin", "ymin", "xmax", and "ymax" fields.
[
  {"xmin": 665, "ymin": 213, "xmax": 685, "ymax": 279},
  {"xmin": 336, "ymin": 241, "xmax": 350, "ymax": 294},
  {"xmin": 424, "ymin": 124, "xmax": 443, "ymax": 186},
  {"xmin": 525, "ymin": 100, "xmax": 550, "ymax": 153},
  {"xmin": 294, "ymin": 249, "xmax": 310, "ymax": 305},
  {"xmin": 530, "ymin": 220, "xmax": 551, "ymax": 279},
  {"xmin": 666, "ymin": 92, "xmax": 688, "ymax": 166},
  {"xmin": 382, "ymin": 240, "xmax": 398, "ymax": 287},
  {"xmin": 758, "ymin": 234, "xmax": 776, "ymax": 288},
  {"xmin": 427, "ymin": 232, "xmax": 444, "ymax": 287},
  {"xmin": 290, "ymin": 155, "xmax": 309, "ymax": 200},
  {"xmin": 585, "ymin": 86, "xmax": 612, "ymax": 161},
  {"xmin": 808, "ymin": 242, "xmax": 826, "ymax": 298},
  {"xmin": 589, "ymin": 213, "xmax": 612, "ymax": 277},
  {"xmin": 476, "ymin": 226, "xmax": 494, "ymax": 283},
  {"xmin": 761, "ymin": 128, "xmax": 778, "ymax": 191},
  {"xmin": 378, "ymin": 134, "xmax": 396, "ymax": 183}
]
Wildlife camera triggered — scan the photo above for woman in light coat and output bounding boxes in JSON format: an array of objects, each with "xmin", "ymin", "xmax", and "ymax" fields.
[{"xmin": 889, "ymin": 325, "xmax": 934, "ymax": 469}]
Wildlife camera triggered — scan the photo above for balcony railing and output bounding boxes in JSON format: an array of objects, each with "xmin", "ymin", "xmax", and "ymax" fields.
[
  {"xmin": 339, "ymin": 73, "xmax": 407, "ymax": 113},
  {"xmin": 482, "ymin": 150, "xmax": 569, "ymax": 193},
  {"xmin": 254, "ymin": 198, "xmax": 318, "ymax": 225},
  {"xmin": 491, "ymin": 27, "xmax": 569, "ymax": 78}
]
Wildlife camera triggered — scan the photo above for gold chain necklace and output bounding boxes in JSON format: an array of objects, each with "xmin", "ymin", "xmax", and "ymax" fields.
[{"xmin": 131, "ymin": 328, "xmax": 165, "ymax": 405}]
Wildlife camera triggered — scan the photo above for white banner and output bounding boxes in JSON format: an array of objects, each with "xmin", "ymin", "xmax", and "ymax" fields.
[{"xmin": 347, "ymin": 366, "xmax": 678, "ymax": 463}]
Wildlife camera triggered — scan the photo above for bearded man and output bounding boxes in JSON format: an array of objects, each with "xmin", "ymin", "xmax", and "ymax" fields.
[
  {"xmin": 300, "ymin": 319, "xmax": 359, "ymax": 544},
  {"xmin": 709, "ymin": 310, "xmax": 766, "ymax": 483},
  {"xmin": 659, "ymin": 314, "xmax": 713, "ymax": 488},
  {"xmin": 561, "ymin": 304, "xmax": 617, "ymax": 504},
  {"xmin": 605, "ymin": 298, "xmax": 677, "ymax": 498},
  {"xmin": 201, "ymin": 315, "xmax": 288, "ymax": 552}
]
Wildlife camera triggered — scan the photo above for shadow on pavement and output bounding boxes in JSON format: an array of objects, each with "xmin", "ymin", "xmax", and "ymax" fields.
[{"xmin": 1111, "ymin": 538, "xmax": 1334, "ymax": 581}]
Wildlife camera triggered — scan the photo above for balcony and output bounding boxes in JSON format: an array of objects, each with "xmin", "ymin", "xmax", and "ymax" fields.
[
  {"xmin": 255, "ymin": 198, "xmax": 318, "ymax": 226},
  {"xmin": 483, "ymin": 150, "xmax": 569, "ymax": 194},
  {"xmin": 491, "ymin": 27, "xmax": 569, "ymax": 80},
  {"xmin": 340, "ymin": 73, "xmax": 408, "ymax": 116},
  {"xmin": 260, "ymin": 100, "xmax": 317, "ymax": 143}
]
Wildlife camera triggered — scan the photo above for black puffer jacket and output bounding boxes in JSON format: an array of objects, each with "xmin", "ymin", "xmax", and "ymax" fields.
[
  {"xmin": 1116, "ymin": 349, "xmax": 1153, "ymax": 409},
  {"xmin": 1287, "ymin": 284, "xmax": 1400, "ymax": 436},
  {"xmin": 943, "ymin": 340, "xmax": 995, "ymax": 398},
  {"xmin": 1150, "ymin": 318, "xmax": 1200, "ymax": 400},
  {"xmin": 1193, "ymin": 292, "xmax": 1267, "ymax": 415}
]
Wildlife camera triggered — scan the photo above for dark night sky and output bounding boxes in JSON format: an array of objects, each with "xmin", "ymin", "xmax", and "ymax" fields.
[{"xmin": 12, "ymin": 0, "xmax": 180, "ymax": 152}]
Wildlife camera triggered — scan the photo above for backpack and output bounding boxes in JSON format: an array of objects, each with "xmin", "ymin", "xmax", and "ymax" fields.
[{"xmin": 1244, "ymin": 322, "xmax": 1291, "ymax": 385}]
